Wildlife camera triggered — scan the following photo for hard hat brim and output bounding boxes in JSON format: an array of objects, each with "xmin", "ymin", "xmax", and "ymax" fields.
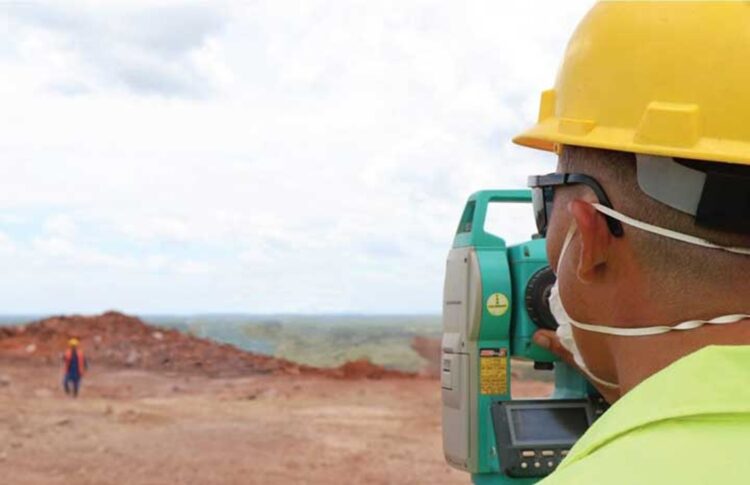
[{"xmin": 513, "ymin": 119, "xmax": 750, "ymax": 167}]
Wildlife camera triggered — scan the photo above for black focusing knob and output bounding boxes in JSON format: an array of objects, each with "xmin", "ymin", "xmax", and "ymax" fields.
[{"xmin": 524, "ymin": 266, "xmax": 558, "ymax": 331}]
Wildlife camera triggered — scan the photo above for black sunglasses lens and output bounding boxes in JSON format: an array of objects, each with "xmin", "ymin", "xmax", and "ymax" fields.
[
  {"xmin": 531, "ymin": 187, "xmax": 548, "ymax": 236},
  {"xmin": 543, "ymin": 187, "xmax": 555, "ymax": 235}
]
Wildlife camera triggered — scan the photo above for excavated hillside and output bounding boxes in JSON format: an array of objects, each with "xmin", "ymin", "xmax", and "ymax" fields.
[{"xmin": 0, "ymin": 311, "xmax": 415, "ymax": 380}]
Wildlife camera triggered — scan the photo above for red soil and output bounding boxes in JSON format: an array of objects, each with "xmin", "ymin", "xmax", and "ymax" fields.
[{"xmin": 0, "ymin": 311, "xmax": 416, "ymax": 380}]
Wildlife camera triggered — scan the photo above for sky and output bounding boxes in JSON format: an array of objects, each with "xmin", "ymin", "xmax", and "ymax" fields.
[{"xmin": 0, "ymin": 0, "xmax": 596, "ymax": 314}]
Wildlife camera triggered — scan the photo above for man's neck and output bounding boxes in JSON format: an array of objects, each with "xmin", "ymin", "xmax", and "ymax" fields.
[{"xmin": 612, "ymin": 318, "xmax": 750, "ymax": 396}]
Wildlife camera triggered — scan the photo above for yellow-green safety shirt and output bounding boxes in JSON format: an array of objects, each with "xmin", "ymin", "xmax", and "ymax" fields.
[{"xmin": 540, "ymin": 345, "xmax": 750, "ymax": 485}]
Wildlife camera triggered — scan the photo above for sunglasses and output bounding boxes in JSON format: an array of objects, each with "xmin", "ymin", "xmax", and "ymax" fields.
[{"xmin": 527, "ymin": 173, "xmax": 624, "ymax": 238}]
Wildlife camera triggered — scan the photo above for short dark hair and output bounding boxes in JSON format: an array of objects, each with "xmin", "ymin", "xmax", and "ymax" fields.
[{"xmin": 559, "ymin": 146, "xmax": 750, "ymax": 281}]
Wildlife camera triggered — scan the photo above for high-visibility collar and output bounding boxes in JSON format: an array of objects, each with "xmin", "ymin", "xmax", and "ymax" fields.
[{"xmin": 560, "ymin": 345, "xmax": 750, "ymax": 470}]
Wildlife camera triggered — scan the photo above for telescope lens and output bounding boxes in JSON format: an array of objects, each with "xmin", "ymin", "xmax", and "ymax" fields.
[{"xmin": 524, "ymin": 266, "xmax": 558, "ymax": 331}]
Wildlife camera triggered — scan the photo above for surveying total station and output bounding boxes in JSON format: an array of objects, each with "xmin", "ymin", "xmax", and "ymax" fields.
[{"xmin": 441, "ymin": 190, "xmax": 607, "ymax": 484}]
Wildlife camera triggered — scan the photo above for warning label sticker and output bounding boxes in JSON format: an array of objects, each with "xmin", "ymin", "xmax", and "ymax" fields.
[
  {"xmin": 486, "ymin": 293, "xmax": 509, "ymax": 317},
  {"xmin": 480, "ymin": 348, "xmax": 507, "ymax": 395}
]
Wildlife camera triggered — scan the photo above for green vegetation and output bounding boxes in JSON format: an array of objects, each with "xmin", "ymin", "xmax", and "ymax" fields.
[
  {"xmin": 241, "ymin": 315, "xmax": 442, "ymax": 372},
  {"xmin": 143, "ymin": 314, "xmax": 441, "ymax": 372}
]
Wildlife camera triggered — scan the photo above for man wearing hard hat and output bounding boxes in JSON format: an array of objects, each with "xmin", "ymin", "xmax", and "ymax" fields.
[
  {"xmin": 63, "ymin": 338, "xmax": 88, "ymax": 398},
  {"xmin": 515, "ymin": 2, "xmax": 750, "ymax": 483}
]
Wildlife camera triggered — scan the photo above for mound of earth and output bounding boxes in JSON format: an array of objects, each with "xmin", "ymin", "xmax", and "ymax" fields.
[
  {"xmin": 0, "ymin": 311, "xmax": 415, "ymax": 379},
  {"xmin": 411, "ymin": 335, "xmax": 441, "ymax": 377}
]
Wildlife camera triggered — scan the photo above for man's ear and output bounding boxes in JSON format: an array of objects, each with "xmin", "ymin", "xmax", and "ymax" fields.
[{"xmin": 568, "ymin": 199, "xmax": 612, "ymax": 283}]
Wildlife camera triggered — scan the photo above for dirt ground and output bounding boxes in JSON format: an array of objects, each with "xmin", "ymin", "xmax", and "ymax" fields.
[
  {"xmin": 0, "ymin": 359, "xmax": 470, "ymax": 485},
  {"xmin": 0, "ymin": 314, "xmax": 554, "ymax": 485}
]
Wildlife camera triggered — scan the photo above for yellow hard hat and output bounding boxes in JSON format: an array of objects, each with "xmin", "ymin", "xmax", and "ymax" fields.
[
  {"xmin": 68, "ymin": 338, "xmax": 79, "ymax": 347},
  {"xmin": 514, "ymin": 1, "xmax": 750, "ymax": 166}
]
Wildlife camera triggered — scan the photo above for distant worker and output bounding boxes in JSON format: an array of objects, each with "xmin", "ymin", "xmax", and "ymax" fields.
[{"xmin": 63, "ymin": 338, "xmax": 88, "ymax": 398}]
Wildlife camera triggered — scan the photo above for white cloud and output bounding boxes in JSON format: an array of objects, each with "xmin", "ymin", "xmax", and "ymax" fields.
[
  {"xmin": 4, "ymin": 1, "xmax": 229, "ymax": 97},
  {"xmin": 0, "ymin": 232, "xmax": 16, "ymax": 254},
  {"xmin": 43, "ymin": 214, "xmax": 78, "ymax": 238},
  {"xmin": 174, "ymin": 260, "xmax": 215, "ymax": 275},
  {"xmin": 31, "ymin": 236, "xmax": 134, "ymax": 269},
  {"xmin": 0, "ymin": 0, "xmax": 595, "ymax": 313}
]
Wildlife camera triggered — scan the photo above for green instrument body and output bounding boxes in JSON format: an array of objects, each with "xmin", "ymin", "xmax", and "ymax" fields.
[{"xmin": 441, "ymin": 190, "xmax": 593, "ymax": 485}]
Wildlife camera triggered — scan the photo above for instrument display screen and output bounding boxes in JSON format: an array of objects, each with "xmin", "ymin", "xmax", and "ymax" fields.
[{"xmin": 509, "ymin": 405, "xmax": 589, "ymax": 445}]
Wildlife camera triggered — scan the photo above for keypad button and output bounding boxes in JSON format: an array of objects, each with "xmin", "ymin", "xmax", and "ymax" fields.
[{"xmin": 521, "ymin": 450, "xmax": 536, "ymax": 458}]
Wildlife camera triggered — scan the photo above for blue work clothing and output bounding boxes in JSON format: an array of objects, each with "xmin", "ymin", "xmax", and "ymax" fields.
[
  {"xmin": 63, "ymin": 374, "xmax": 81, "ymax": 397},
  {"xmin": 62, "ymin": 347, "xmax": 88, "ymax": 398}
]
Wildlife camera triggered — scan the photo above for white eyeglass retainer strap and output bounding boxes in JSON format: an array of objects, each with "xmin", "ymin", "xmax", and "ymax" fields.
[
  {"xmin": 592, "ymin": 203, "xmax": 750, "ymax": 256},
  {"xmin": 566, "ymin": 206, "xmax": 750, "ymax": 335}
]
